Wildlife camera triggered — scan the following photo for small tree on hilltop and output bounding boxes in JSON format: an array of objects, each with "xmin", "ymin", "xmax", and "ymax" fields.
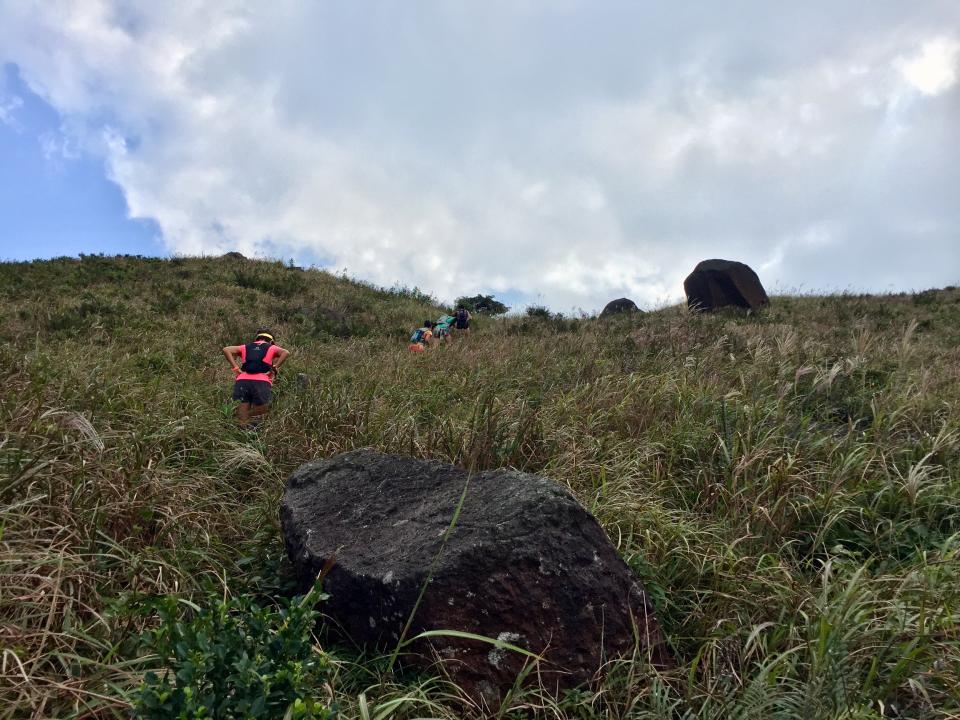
[
  {"xmin": 455, "ymin": 294, "xmax": 509, "ymax": 316},
  {"xmin": 525, "ymin": 305, "xmax": 553, "ymax": 319}
]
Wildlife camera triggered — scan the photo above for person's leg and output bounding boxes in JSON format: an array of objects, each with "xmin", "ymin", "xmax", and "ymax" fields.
[
  {"xmin": 249, "ymin": 402, "xmax": 270, "ymax": 424},
  {"xmin": 232, "ymin": 380, "xmax": 254, "ymax": 427},
  {"xmin": 247, "ymin": 381, "xmax": 273, "ymax": 428}
]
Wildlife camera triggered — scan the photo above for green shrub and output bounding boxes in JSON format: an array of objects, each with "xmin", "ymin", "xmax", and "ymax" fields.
[
  {"xmin": 136, "ymin": 583, "xmax": 335, "ymax": 719},
  {"xmin": 454, "ymin": 293, "xmax": 508, "ymax": 315}
]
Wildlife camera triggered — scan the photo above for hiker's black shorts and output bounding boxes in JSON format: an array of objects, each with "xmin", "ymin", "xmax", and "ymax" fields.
[
  {"xmin": 455, "ymin": 319, "xmax": 469, "ymax": 329},
  {"xmin": 232, "ymin": 380, "xmax": 272, "ymax": 406}
]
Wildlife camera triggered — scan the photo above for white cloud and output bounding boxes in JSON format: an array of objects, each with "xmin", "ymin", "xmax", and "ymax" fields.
[
  {"xmin": 38, "ymin": 128, "xmax": 81, "ymax": 161},
  {"xmin": 1, "ymin": 1, "xmax": 958, "ymax": 310},
  {"xmin": 897, "ymin": 38, "xmax": 960, "ymax": 96},
  {"xmin": 0, "ymin": 93, "xmax": 22, "ymax": 129}
]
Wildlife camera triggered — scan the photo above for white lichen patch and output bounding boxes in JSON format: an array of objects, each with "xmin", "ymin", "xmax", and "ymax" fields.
[
  {"xmin": 487, "ymin": 631, "xmax": 521, "ymax": 668},
  {"xmin": 368, "ymin": 616, "xmax": 376, "ymax": 628},
  {"xmin": 382, "ymin": 571, "xmax": 394, "ymax": 585}
]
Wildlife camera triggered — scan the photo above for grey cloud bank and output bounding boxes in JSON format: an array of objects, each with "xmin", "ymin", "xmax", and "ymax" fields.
[{"xmin": 1, "ymin": 0, "xmax": 958, "ymax": 311}]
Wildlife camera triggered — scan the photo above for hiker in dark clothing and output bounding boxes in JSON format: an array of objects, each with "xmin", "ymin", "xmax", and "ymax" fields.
[
  {"xmin": 223, "ymin": 328, "xmax": 290, "ymax": 427},
  {"xmin": 454, "ymin": 305, "xmax": 472, "ymax": 333}
]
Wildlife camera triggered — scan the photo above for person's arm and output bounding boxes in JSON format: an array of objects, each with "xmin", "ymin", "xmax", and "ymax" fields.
[
  {"xmin": 271, "ymin": 346, "xmax": 290, "ymax": 372},
  {"xmin": 223, "ymin": 345, "xmax": 243, "ymax": 375}
]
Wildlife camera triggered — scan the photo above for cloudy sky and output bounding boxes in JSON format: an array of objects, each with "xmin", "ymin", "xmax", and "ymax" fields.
[{"xmin": 1, "ymin": 1, "xmax": 958, "ymax": 312}]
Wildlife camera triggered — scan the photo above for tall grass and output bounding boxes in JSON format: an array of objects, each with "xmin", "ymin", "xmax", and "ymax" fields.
[{"xmin": 1, "ymin": 256, "xmax": 958, "ymax": 717}]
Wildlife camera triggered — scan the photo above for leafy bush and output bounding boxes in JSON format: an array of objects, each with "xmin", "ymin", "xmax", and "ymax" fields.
[
  {"xmin": 454, "ymin": 294, "xmax": 508, "ymax": 315},
  {"xmin": 136, "ymin": 583, "xmax": 335, "ymax": 719}
]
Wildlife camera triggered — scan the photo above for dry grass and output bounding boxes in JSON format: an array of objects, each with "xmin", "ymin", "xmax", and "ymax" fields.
[{"xmin": 0, "ymin": 256, "xmax": 958, "ymax": 718}]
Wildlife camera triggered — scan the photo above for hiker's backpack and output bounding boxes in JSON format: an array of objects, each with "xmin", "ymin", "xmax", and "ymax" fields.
[
  {"xmin": 410, "ymin": 328, "xmax": 426, "ymax": 344},
  {"xmin": 241, "ymin": 342, "xmax": 273, "ymax": 374}
]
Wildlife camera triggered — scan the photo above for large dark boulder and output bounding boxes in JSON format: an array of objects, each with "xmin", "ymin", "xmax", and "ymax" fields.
[
  {"xmin": 684, "ymin": 259, "xmax": 769, "ymax": 312},
  {"xmin": 222, "ymin": 251, "xmax": 246, "ymax": 259},
  {"xmin": 281, "ymin": 450, "xmax": 669, "ymax": 705},
  {"xmin": 599, "ymin": 297, "xmax": 640, "ymax": 318}
]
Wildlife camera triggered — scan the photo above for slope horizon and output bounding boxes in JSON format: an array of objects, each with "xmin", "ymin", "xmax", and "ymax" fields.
[{"xmin": 3, "ymin": 251, "xmax": 957, "ymax": 317}]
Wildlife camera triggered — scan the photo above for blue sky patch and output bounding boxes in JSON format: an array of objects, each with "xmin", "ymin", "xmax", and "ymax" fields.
[{"xmin": 0, "ymin": 63, "xmax": 163, "ymax": 261}]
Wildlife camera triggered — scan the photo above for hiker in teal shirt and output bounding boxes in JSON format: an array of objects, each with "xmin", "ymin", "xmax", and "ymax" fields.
[{"xmin": 434, "ymin": 315, "xmax": 456, "ymax": 343}]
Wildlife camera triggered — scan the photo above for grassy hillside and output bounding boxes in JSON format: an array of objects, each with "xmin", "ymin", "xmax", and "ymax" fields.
[{"xmin": 1, "ymin": 255, "xmax": 959, "ymax": 718}]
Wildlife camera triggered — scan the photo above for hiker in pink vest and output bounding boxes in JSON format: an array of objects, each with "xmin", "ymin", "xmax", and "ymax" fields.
[{"xmin": 222, "ymin": 328, "xmax": 290, "ymax": 428}]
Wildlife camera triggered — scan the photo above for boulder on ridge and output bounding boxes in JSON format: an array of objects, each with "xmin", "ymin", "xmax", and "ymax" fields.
[
  {"xmin": 683, "ymin": 259, "xmax": 769, "ymax": 312},
  {"xmin": 599, "ymin": 298, "xmax": 640, "ymax": 318}
]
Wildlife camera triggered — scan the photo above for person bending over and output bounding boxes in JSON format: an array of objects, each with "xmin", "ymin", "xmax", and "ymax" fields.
[
  {"xmin": 433, "ymin": 315, "xmax": 455, "ymax": 343},
  {"xmin": 223, "ymin": 328, "xmax": 290, "ymax": 427},
  {"xmin": 408, "ymin": 321, "xmax": 435, "ymax": 352}
]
